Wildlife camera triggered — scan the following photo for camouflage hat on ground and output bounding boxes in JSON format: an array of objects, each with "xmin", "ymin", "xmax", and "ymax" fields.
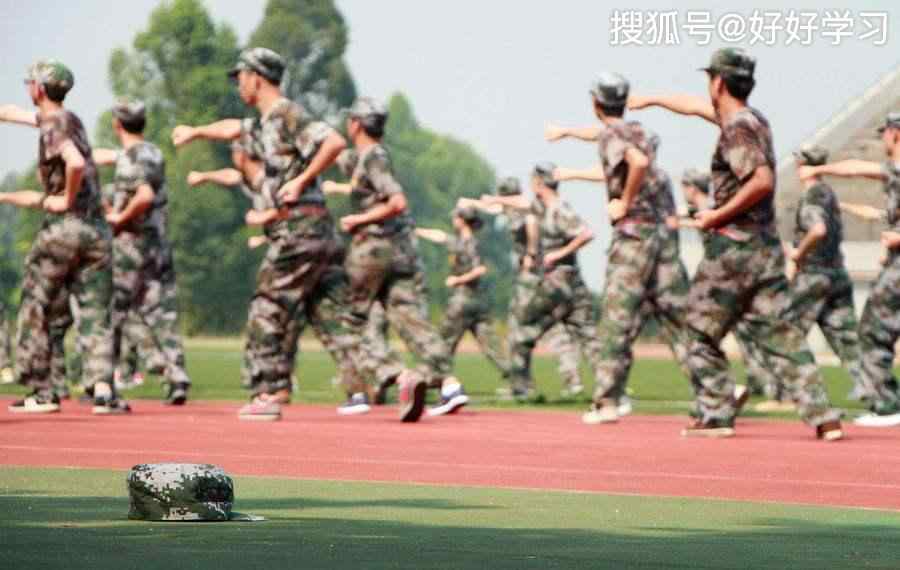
[
  {"xmin": 700, "ymin": 48, "xmax": 755, "ymax": 79},
  {"xmin": 496, "ymin": 177, "xmax": 522, "ymax": 196},
  {"xmin": 590, "ymin": 72, "xmax": 629, "ymax": 107},
  {"xmin": 533, "ymin": 161, "xmax": 558, "ymax": 189},
  {"xmin": 793, "ymin": 144, "xmax": 829, "ymax": 166},
  {"xmin": 25, "ymin": 60, "xmax": 75, "ymax": 98},
  {"xmin": 228, "ymin": 48, "xmax": 285, "ymax": 85},
  {"xmin": 877, "ymin": 112, "xmax": 900, "ymax": 133},
  {"xmin": 681, "ymin": 168, "xmax": 711, "ymax": 194},
  {"xmin": 112, "ymin": 99, "xmax": 146, "ymax": 125},
  {"xmin": 127, "ymin": 463, "xmax": 236, "ymax": 522}
]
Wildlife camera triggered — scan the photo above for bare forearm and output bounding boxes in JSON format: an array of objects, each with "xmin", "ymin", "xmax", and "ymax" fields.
[
  {"xmin": 629, "ymin": 94, "xmax": 716, "ymax": 124},
  {"xmin": 92, "ymin": 148, "xmax": 119, "ymax": 166},
  {"xmin": 556, "ymin": 166, "xmax": 606, "ymax": 182},
  {"xmin": 116, "ymin": 185, "xmax": 155, "ymax": 225},
  {"xmin": 453, "ymin": 265, "xmax": 487, "ymax": 285},
  {"xmin": 812, "ymin": 160, "xmax": 884, "ymax": 180},
  {"xmin": 196, "ymin": 120, "xmax": 242, "ymax": 141},
  {"xmin": 290, "ymin": 133, "xmax": 347, "ymax": 193},
  {"xmin": 794, "ymin": 225, "xmax": 826, "ymax": 262},
  {"xmin": 0, "ymin": 104, "xmax": 37, "ymax": 127},
  {"xmin": 0, "ymin": 191, "xmax": 45, "ymax": 209},
  {"xmin": 839, "ymin": 202, "xmax": 884, "ymax": 221},
  {"xmin": 558, "ymin": 229, "xmax": 593, "ymax": 259},
  {"xmin": 712, "ymin": 168, "xmax": 773, "ymax": 226},
  {"xmin": 553, "ymin": 126, "xmax": 603, "ymax": 142},
  {"xmin": 414, "ymin": 228, "xmax": 448, "ymax": 244},
  {"xmin": 199, "ymin": 169, "xmax": 244, "ymax": 188}
]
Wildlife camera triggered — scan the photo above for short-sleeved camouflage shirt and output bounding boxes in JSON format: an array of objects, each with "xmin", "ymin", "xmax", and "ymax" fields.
[
  {"xmin": 37, "ymin": 110, "xmax": 103, "ymax": 221},
  {"xmin": 710, "ymin": 107, "xmax": 777, "ymax": 235},
  {"xmin": 539, "ymin": 199, "xmax": 587, "ymax": 268},
  {"xmin": 239, "ymin": 98, "xmax": 332, "ymax": 216},
  {"xmin": 794, "ymin": 182, "xmax": 843, "ymax": 268},
  {"xmin": 348, "ymin": 143, "xmax": 413, "ymax": 237},
  {"xmin": 112, "ymin": 141, "xmax": 167, "ymax": 237},
  {"xmin": 596, "ymin": 120, "xmax": 661, "ymax": 222},
  {"xmin": 882, "ymin": 161, "xmax": 900, "ymax": 230},
  {"xmin": 447, "ymin": 233, "xmax": 482, "ymax": 288}
]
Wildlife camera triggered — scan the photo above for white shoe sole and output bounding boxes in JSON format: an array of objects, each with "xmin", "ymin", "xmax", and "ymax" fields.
[
  {"xmin": 92, "ymin": 405, "xmax": 131, "ymax": 415},
  {"xmin": 8, "ymin": 403, "xmax": 60, "ymax": 414},
  {"xmin": 821, "ymin": 429, "xmax": 844, "ymax": 441},
  {"xmin": 337, "ymin": 405, "xmax": 371, "ymax": 416},
  {"xmin": 427, "ymin": 394, "xmax": 469, "ymax": 417},
  {"xmin": 853, "ymin": 412, "xmax": 900, "ymax": 427},
  {"xmin": 238, "ymin": 413, "xmax": 281, "ymax": 422},
  {"xmin": 582, "ymin": 412, "xmax": 618, "ymax": 425},
  {"xmin": 681, "ymin": 427, "xmax": 735, "ymax": 438},
  {"xmin": 617, "ymin": 402, "xmax": 633, "ymax": 416}
]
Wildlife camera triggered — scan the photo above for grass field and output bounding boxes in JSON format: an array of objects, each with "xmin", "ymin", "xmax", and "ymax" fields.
[
  {"xmin": 0, "ymin": 338, "xmax": 873, "ymax": 417},
  {"xmin": 2, "ymin": 466, "xmax": 900, "ymax": 569}
]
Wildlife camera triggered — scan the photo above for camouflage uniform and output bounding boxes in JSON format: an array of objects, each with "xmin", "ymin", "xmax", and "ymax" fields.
[
  {"xmin": 439, "ymin": 231, "xmax": 510, "ymax": 376},
  {"xmin": 591, "ymin": 121, "xmax": 691, "ymax": 404},
  {"xmin": 0, "ymin": 299, "xmax": 11, "ymax": 372},
  {"xmin": 684, "ymin": 107, "xmax": 838, "ymax": 426},
  {"xmin": 856, "ymin": 161, "xmax": 900, "ymax": 414},
  {"xmin": 340, "ymin": 144, "xmax": 451, "ymax": 387},
  {"xmin": 109, "ymin": 141, "xmax": 190, "ymax": 388},
  {"xmin": 15, "ymin": 109, "xmax": 115, "ymax": 396},
  {"xmin": 240, "ymin": 98, "xmax": 364, "ymax": 396},
  {"xmin": 508, "ymin": 198, "xmax": 605, "ymax": 392},
  {"xmin": 503, "ymin": 206, "xmax": 582, "ymax": 391},
  {"xmin": 785, "ymin": 180, "xmax": 867, "ymax": 395}
]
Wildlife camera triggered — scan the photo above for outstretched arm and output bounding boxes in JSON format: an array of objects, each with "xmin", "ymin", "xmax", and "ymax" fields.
[
  {"xmin": 322, "ymin": 180, "xmax": 352, "ymax": 195},
  {"xmin": 839, "ymin": 201, "xmax": 885, "ymax": 222},
  {"xmin": 92, "ymin": 148, "xmax": 119, "ymax": 167},
  {"xmin": 545, "ymin": 124, "xmax": 603, "ymax": 143},
  {"xmin": 415, "ymin": 227, "xmax": 449, "ymax": 244},
  {"xmin": 482, "ymin": 194, "xmax": 531, "ymax": 211},
  {"xmin": 0, "ymin": 190, "xmax": 46, "ymax": 209},
  {"xmin": 187, "ymin": 169, "xmax": 244, "ymax": 188},
  {"xmin": 0, "ymin": 104, "xmax": 38, "ymax": 127},
  {"xmin": 554, "ymin": 165, "xmax": 606, "ymax": 183},
  {"xmin": 172, "ymin": 119, "xmax": 242, "ymax": 147},
  {"xmin": 458, "ymin": 197, "xmax": 502, "ymax": 215},
  {"xmin": 799, "ymin": 160, "xmax": 885, "ymax": 182},
  {"xmin": 628, "ymin": 94, "xmax": 716, "ymax": 124}
]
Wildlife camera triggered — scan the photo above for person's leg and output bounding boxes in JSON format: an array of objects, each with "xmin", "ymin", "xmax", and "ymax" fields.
[
  {"xmin": 545, "ymin": 325, "xmax": 583, "ymax": 395},
  {"xmin": 48, "ymin": 289, "xmax": 74, "ymax": 398},
  {"xmin": 856, "ymin": 258, "xmax": 900, "ymax": 417},
  {"xmin": 471, "ymin": 306, "xmax": 511, "ymax": 380},
  {"xmin": 817, "ymin": 269, "xmax": 867, "ymax": 400},
  {"xmin": 0, "ymin": 300, "xmax": 11, "ymax": 377},
  {"xmin": 506, "ymin": 276, "xmax": 563, "ymax": 398},
  {"xmin": 438, "ymin": 289, "xmax": 470, "ymax": 365}
]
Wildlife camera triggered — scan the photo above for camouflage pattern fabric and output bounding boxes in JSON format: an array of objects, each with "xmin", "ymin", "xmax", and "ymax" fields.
[
  {"xmin": 508, "ymin": 200, "xmax": 604, "ymax": 393},
  {"xmin": 596, "ymin": 120, "xmax": 664, "ymax": 221},
  {"xmin": 439, "ymin": 233, "xmax": 509, "ymax": 376},
  {"xmin": 685, "ymin": 233, "xmax": 840, "ymax": 426},
  {"xmin": 16, "ymin": 109, "xmax": 114, "ymax": 395},
  {"xmin": 543, "ymin": 324, "xmax": 582, "ymax": 390},
  {"xmin": 240, "ymin": 97, "xmax": 366, "ymax": 396},
  {"xmin": 360, "ymin": 300, "xmax": 403, "ymax": 386},
  {"xmin": 854, "ymin": 160, "xmax": 900, "ymax": 414},
  {"xmin": 347, "ymin": 144, "xmax": 413, "ymax": 237},
  {"xmin": 0, "ymin": 300, "xmax": 11, "ymax": 371},
  {"xmin": 127, "ymin": 463, "xmax": 234, "ymax": 522},
  {"xmin": 733, "ymin": 320, "xmax": 780, "ymax": 399},
  {"xmin": 793, "ymin": 181, "xmax": 844, "ymax": 269}
]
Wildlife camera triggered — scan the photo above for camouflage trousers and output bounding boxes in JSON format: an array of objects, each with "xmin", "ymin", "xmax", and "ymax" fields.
[
  {"xmin": 684, "ymin": 233, "xmax": 839, "ymax": 426},
  {"xmin": 360, "ymin": 300, "xmax": 404, "ymax": 386},
  {"xmin": 0, "ymin": 300, "xmax": 11, "ymax": 371},
  {"xmin": 508, "ymin": 272, "xmax": 581, "ymax": 389},
  {"xmin": 439, "ymin": 287, "xmax": 509, "ymax": 377},
  {"xmin": 244, "ymin": 228, "xmax": 365, "ymax": 396},
  {"xmin": 111, "ymin": 233, "xmax": 189, "ymax": 386},
  {"xmin": 508, "ymin": 267, "xmax": 604, "ymax": 392},
  {"xmin": 15, "ymin": 217, "xmax": 115, "ymax": 395},
  {"xmin": 733, "ymin": 321, "xmax": 779, "ymax": 399},
  {"xmin": 117, "ymin": 312, "xmax": 167, "ymax": 379},
  {"xmin": 344, "ymin": 233, "xmax": 451, "ymax": 388},
  {"xmin": 593, "ymin": 227, "xmax": 692, "ymax": 403},
  {"xmin": 856, "ymin": 254, "xmax": 900, "ymax": 414}
]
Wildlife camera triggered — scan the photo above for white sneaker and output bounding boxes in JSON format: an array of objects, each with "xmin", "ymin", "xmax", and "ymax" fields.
[
  {"xmin": 582, "ymin": 401, "xmax": 619, "ymax": 425},
  {"xmin": 617, "ymin": 396, "xmax": 633, "ymax": 417},
  {"xmin": 337, "ymin": 393, "xmax": 371, "ymax": 416},
  {"xmin": 561, "ymin": 383, "xmax": 584, "ymax": 398},
  {"xmin": 238, "ymin": 397, "xmax": 282, "ymax": 421},
  {"xmin": 853, "ymin": 412, "xmax": 900, "ymax": 427},
  {"xmin": 428, "ymin": 382, "xmax": 469, "ymax": 417},
  {"xmin": 0, "ymin": 367, "xmax": 14, "ymax": 385}
]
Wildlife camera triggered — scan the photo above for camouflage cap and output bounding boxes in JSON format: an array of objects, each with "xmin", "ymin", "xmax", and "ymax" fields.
[
  {"xmin": 496, "ymin": 176, "xmax": 522, "ymax": 196},
  {"xmin": 792, "ymin": 143, "xmax": 829, "ymax": 166},
  {"xmin": 228, "ymin": 47, "xmax": 285, "ymax": 85},
  {"xmin": 348, "ymin": 96, "xmax": 388, "ymax": 121},
  {"xmin": 127, "ymin": 463, "xmax": 235, "ymax": 522},
  {"xmin": 112, "ymin": 99, "xmax": 146, "ymax": 125},
  {"xmin": 25, "ymin": 60, "xmax": 75, "ymax": 96},
  {"xmin": 590, "ymin": 72, "xmax": 629, "ymax": 107},
  {"xmin": 876, "ymin": 111, "xmax": 900, "ymax": 133},
  {"xmin": 681, "ymin": 168, "xmax": 711, "ymax": 194},
  {"xmin": 533, "ymin": 161, "xmax": 558, "ymax": 188},
  {"xmin": 700, "ymin": 48, "xmax": 755, "ymax": 79}
]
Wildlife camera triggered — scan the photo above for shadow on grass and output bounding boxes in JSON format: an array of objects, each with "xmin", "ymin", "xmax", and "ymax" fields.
[{"xmin": 1, "ymin": 494, "xmax": 899, "ymax": 569}]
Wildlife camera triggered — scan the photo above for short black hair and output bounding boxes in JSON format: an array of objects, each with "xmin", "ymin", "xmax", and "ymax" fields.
[
  {"xmin": 716, "ymin": 73, "xmax": 755, "ymax": 100},
  {"xmin": 118, "ymin": 115, "xmax": 146, "ymax": 135},
  {"xmin": 355, "ymin": 116, "xmax": 386, "ymax": 139},
  {"xmin": 44, "ymin": 84, "xmax": 68, "ymax": 103},
  {"xmin": 594, "ymin": 99, "xmax": 625, "ymax": 118}
]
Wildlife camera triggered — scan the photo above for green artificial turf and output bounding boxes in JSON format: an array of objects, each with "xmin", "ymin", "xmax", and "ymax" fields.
[{"xmin": 1, "ymin": 466, "xmax": 898, "ymax": 569}]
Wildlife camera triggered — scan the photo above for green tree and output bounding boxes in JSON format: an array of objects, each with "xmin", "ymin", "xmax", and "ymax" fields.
[
  {"xmin": 104, "ymin": 0, "xmax": 260, "ymax": 333},
  {"xmin": 248, "ymin": 0, "xmax": 356, "ymax": 120}
]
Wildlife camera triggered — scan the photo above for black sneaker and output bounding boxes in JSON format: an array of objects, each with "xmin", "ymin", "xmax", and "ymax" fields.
[
  {"xmin": 92, "ymin": 395, "xmax": 132, "ymax": 415},
  {"xmin": 8, "ymin": 392, "xmax": 61, "ymax": 414},
  {"xmin": 164, "ymin": 382, "xmax": 189, "ymax": 406},
  {"xmin": 681, "ymin": 418, "xmax": 735, "ymax": 438}
]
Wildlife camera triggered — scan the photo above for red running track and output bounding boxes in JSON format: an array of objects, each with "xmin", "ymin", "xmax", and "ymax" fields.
[{"xmin": 1, "ymin": 398, "xmax": 899, "ymax": 511}]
